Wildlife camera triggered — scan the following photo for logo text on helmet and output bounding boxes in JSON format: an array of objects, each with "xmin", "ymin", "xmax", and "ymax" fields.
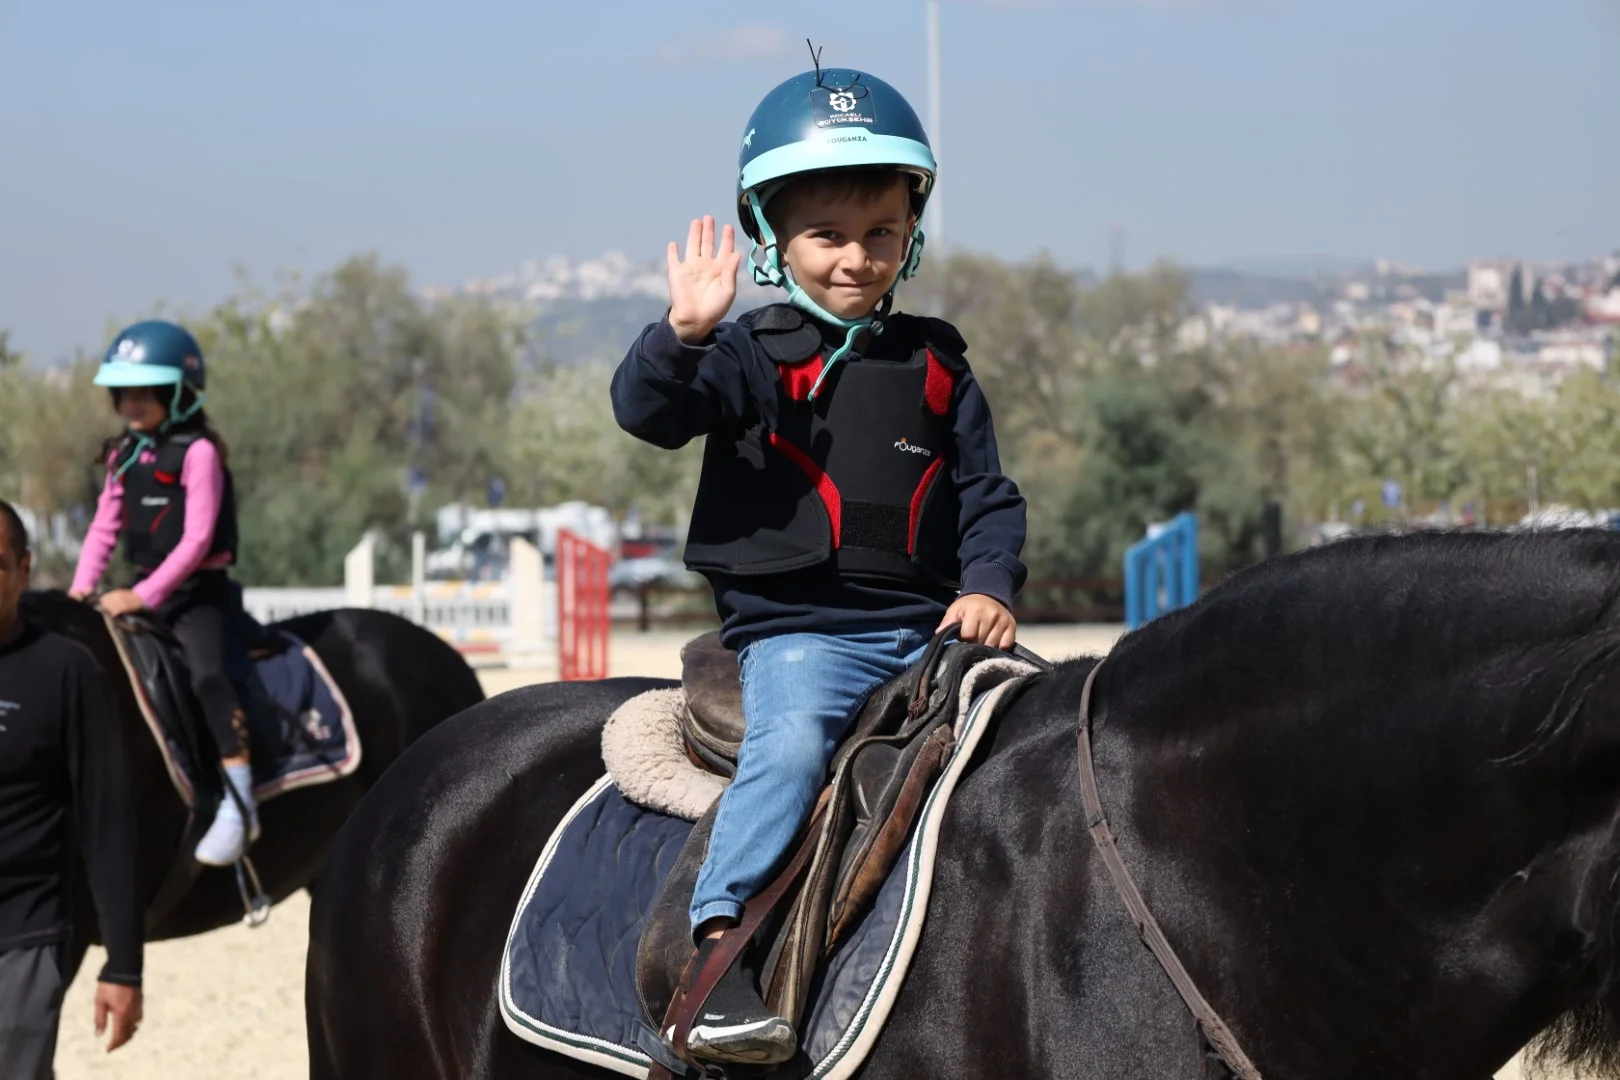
[{"xmin": 810, "ymin": 85, "xmax": 876, "ymax": 129}]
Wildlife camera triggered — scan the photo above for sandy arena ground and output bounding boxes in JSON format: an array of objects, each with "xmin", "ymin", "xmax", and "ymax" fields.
[{"xmin": 54, "ymin": 624, "xmax": 1545, "ymax": 1078}]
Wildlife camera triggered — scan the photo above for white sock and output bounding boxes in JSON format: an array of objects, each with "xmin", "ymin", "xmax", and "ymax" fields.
[{"xmin": 222, "ymin": 762, "xmax": 255, "ymax": 818}]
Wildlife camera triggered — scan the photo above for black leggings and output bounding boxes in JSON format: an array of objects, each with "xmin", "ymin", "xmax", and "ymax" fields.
[{"xmin": 153, "ymin": 570, "xmax": 249, "ymax": 760}]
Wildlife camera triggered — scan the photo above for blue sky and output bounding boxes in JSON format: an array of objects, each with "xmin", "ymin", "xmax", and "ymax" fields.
[{"xmin": 2, "ymin": 0, "xmax": 1616, "ymax": 362}]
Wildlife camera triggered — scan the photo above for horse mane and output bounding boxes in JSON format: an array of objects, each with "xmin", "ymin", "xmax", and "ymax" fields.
[
  {"xmin": 1525, "ymin": 1003, "xmax": 1620, "ymax": 1079},
  {"xmin": 21, "ymin": 589, "xmax": 108, "ymax": 640},
  {"xmin": 1108, "ymin": 528, "xmax": 1620, "ymax": 753},
  {"xmin": 1104, "ymin": 529, "xmax": 1620, "ymax": 1075}
]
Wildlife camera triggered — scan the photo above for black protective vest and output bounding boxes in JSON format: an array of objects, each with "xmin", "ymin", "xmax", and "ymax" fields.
[
  {"xmin": 118, "ymin": 430, "xmax": 239, "ymax": 572},
  {"xmin": 683, "ymin": 305, "xmax": 966, "ymax": 588}
]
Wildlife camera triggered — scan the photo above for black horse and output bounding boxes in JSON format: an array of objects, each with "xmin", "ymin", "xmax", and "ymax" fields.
[
  {"xmin": 22, "ymin": 589, "xmax": 486, "ymax": 981},
  {"xmin": 307, "ymin": 530, "xmax": 1620, "ymax": 1079}
]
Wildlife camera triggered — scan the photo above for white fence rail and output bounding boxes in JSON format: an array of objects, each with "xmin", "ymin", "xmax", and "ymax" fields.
[{"xmin": 241, "ymin": 532, "xmax": 550, "ymax": 663}]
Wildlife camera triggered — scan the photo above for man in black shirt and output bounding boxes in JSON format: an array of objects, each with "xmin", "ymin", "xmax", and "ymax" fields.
[{"xmin": 0, "ymin": 500, "xmax": 144, "ymax": 1076}]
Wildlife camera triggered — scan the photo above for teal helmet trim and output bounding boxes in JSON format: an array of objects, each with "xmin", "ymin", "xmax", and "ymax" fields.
[
  {"xmin": 739, "ymin": 135, "xmax": 937, "ymax": 209},
  {"xmin": 93, "ymin": 361, "xmax": 185, "ymax": 388},
  {"xmin": 736, "ymin": 67, "xmax": 937, "ymax": 399}
]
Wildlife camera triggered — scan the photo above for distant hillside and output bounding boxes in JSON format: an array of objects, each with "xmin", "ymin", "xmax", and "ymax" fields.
[
  {"xmin": 524, "ymin": 296, "xmax": 669, "ymax": 366},
  {"xmin": 1185, "ymin": 268, "xmax": 1333, "ymax": 310}
]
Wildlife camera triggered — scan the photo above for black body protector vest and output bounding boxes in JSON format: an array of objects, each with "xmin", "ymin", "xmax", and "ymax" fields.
[
  {"xmin": 117, "ymin": 430, "xmax": 239, "ymax": 572},
  {"xmin": 683, "ymin": 305, "xmax": 966, "ymax": 589}
]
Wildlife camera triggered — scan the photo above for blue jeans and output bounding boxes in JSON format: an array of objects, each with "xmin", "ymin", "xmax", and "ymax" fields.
[{"xmin": 688, "ymin": 626, "xmax": 933, "ymax": 935}]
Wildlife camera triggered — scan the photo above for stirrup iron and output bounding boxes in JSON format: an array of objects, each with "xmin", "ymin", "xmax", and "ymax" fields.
[{"xmin": 234, "ymin": 855, "xmax": 271, "ymax": 927}]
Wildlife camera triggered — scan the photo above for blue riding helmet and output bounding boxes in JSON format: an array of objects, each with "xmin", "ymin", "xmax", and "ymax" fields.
[
  {"xmin": 737, "ymin": 67, "xmax": 937, "ymax": 397},
  {"xmin": 95, "ymin": 320, "xmax": 208, "ymax": 435}
]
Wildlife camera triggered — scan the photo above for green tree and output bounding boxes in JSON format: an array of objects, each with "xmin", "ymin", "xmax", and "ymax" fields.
[
  {"xmin": 191, "ymin": 256, "xmax": 523, "ymax": 584},
  {"xmin": 1042, "ymin": 370, "xmax": 1264, "ymax": 577},
  {"xmin": 910, "ymin": 253, "xmax": 1276, "ymax": 579},
  {"xmin": 503, "ymin": 362, "xmax": 703, "ymax": 526},
  {"xmin": 0, "ymin": 331, "xmax": 22, "ymax": 370}
]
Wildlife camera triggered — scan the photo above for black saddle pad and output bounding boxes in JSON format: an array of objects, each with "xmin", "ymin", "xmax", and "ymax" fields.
[{"xmin": 499, "ymin": 658, "xmax": 1036, "ymax": 1079}]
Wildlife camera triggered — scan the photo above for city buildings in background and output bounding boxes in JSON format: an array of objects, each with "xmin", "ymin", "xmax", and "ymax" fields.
[{"xmin": 426, "ymin": 248, "xmax": 1620, "ymax": 397}]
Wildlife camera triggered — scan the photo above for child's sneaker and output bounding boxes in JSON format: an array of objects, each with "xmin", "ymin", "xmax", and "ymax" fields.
[{"xmin": 682, "ymin": 938, "xmax": 797, "ymax": 1065}]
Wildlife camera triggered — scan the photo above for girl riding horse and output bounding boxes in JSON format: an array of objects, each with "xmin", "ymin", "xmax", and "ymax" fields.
[{"xmin": 70, "ymin": 319, "xmax": 257, "ymax": 867}]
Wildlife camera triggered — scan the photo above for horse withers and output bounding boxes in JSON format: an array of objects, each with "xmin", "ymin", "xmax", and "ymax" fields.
[
  {"xmin": 308, "ymin": 530, "xmax": 1620, "ymax": 1079},
  {"xmin": 22, "ymin": 589, "xmax": 486, "ymax": 978}
]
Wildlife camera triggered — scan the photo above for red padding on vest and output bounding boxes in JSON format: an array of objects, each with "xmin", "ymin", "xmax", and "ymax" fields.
[
  {"xmin": 768, "ymin": 433, "xmax": 842, "ymax": 548},
  {"xmin": 907, "ymin": 456, "xmax": 945, "ymax": 554},
  {"xmin": 779, "ymin": 355, "xmax": 826, "ymax": 402},
  {"xmin": 153, "ymin": 470, "xmax": 179, "ymax": 485},
  {"xmin": 924, "ymin": 350, "xmax": 955, "ymax": 416},
  {"xmin": 149, "ymin": 504, "xmax": 172, "ymax": 536}
]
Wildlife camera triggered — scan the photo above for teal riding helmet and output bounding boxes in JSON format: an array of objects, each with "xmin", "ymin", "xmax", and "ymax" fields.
[
  {"xmin": 95, "ymin": 320, "xmax": 208, "ymax": 472},
  {"xmin": 96, "ymin": 320, "xmax": 206, "ymax": 401},
  {"xmin": 737, "ymin": 67, "xmax": 937, "ymax": 396}
]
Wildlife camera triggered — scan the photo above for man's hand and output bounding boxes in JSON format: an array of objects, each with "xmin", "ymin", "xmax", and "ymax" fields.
[
  {"xmin": 938, "ymin": 594, "xmax": 1017, "ymax": 651},
  {"xmin": 667, "ymin": 215, "xmax": 741, "ymax": 345},
  {"xmin": 96, "ymin": 589, "xmax": 145, "ymax": 618},
  {"xmin": 94, "ymin": 982, "xmax": 143, "ymax": 1052}
]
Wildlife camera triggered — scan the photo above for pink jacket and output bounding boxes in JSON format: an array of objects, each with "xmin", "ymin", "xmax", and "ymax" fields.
[{"xmin": 70, "ymin": 437, "xmax": 233, "ymax": 610}]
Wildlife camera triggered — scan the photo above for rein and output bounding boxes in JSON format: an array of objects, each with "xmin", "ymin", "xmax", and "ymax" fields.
[{"xmin": 1076, "ymin": 662, "xmax": 1264, "ymax": 1079}]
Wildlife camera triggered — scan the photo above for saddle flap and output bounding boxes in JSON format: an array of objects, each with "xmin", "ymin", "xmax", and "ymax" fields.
[
  {"xmin": 116, "ymin": 617, "xmax": 216, "ymax": 776},
  {"xmin": 765, "ymin": 642, "xmax": 998, "ymax": 1024},
  {"xmin": 826, "ymin": 723, "xmax": 954, "ymax": 946},
  {"xmin": 679, "ymin": 632, "xmax": 745, "ymax": 761},
  {"xmin": 640, "ymin": 634, "xmax": 1004, "ymax": 1040},
  {"xmin": 635, "ymin": 808, "xmax": 719, "ymax": 1025}
]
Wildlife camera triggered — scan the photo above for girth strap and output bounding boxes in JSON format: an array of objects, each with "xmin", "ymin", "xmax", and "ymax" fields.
[{"xmin": 1075, "ymin": 662, "xmax": 1264, "ymax": 1080}]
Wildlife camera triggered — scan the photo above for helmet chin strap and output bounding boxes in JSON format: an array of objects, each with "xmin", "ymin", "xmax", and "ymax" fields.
[
  {"xmin": 746, "ymin": 190, "xmax": 923, "ymax": 400},
  {"xmin": 111, "ymin": 431, "xmax": 156, "ymax": 481},
  {"xmin": 110, "ymin": 383, "xmax": 205, "ymax": 480},
  {"xmin": 159, "ymin": 382, "xmax": 205, "ymax": 434}
]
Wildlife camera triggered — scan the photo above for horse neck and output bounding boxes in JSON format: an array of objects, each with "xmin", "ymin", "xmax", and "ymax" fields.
[{"xmin": 1092, "ymin": 630, "xmax": 1620, "ymax": 1079}]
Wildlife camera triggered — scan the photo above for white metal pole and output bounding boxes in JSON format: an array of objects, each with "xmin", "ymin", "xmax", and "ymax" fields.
[
  {"xmin": 926, "ymin": 0, "xmax": 943, "ymax": 254},
  {"xmin": 411, "ymin": 530, "xmax": 426, "ymax": 626}
]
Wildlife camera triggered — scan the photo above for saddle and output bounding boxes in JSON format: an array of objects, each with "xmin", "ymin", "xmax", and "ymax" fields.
[
  {"xmin": 102, "ymin": 577, "xmax": 361, "ymax": 817},
  {"xmin": 636, "ymin": 628, "xmax": 1009, "ymax": 1075},
  {"xmin": 114, "ymin": 597, "xmax": 282, "ymax": 772}
]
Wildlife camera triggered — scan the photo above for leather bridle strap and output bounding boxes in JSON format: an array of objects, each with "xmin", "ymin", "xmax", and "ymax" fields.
[{"xmin": 1075, "ymin": 662, "xmax": 1264, "ymax": 1080}]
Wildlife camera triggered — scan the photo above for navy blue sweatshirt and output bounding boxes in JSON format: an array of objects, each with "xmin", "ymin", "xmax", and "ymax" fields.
[{"xmin": 612, "ymin": 311, "xmax": 1027, "ymax": 648}]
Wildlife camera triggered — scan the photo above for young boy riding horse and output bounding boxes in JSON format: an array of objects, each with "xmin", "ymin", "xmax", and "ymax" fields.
[{"xmin": 612, "ymin": 62, "xmax": 1026, "ymax": 1064}]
